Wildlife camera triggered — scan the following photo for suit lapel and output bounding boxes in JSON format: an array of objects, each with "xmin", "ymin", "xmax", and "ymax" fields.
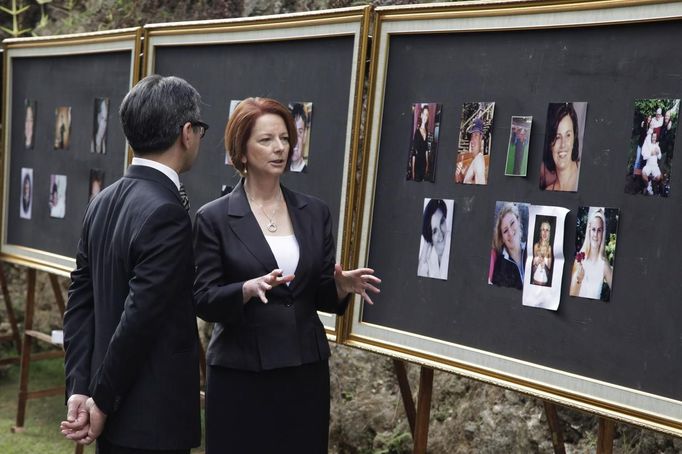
[
  {"xmin": 282, "ymin": 186, "xmax": 310, "ymax": 293},
  {"xmin": 227, "ymin": 181, "xmax": 279, "ymax": 273}
]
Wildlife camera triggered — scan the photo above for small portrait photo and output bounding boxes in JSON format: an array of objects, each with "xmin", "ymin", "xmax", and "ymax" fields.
[
  {"xmin": 530, "ymin": 215, "xmax": 556, "ymax": 287},
  {"xmin": 91, "ymin": 98, "xmax": 109, "ymax": 154},
  {"xmin": 24, "ymin": 99, "xmax": 36, "ymax": 150},
  {"xmin": 522, "ymin": 205, "xmax": 569, "ymax": 311},
  {"xmin": 225, "ymin": 99, "xmax": 242, "ymax": 165},
  {"xmin": 539, "ymin": 102, "xmax": 587, "ymax": 192},
  {"xmin": 488, "ymin": 201, "xmax": 529, "ymax": 290},
  {"xmin": 89, "ymin": 169, "xmax": 105, "ymax": 202},
  {"xmin": 417, "ymin": 198, "xmax": 454, "ymax": 280},
  {"xmin": 623, "ymin": 98, "xmax": 679, "ymax": 197},
  {"xmin": 19, "ymin": 168, "xmax": 33, "ymax": 220},
  {"xmin": 49, "ymin": 174, "xmax": 67, "ymax": 219},
  {"xmin": 406, "ymin": 102, "xmax": 443, "ymax": 183},
  {"xmin": 454, "ymin": 102, "xmax": 495, "ymax": 185},
  {"xmin": 54, "ymin": 106, "xmax": 72, "ymax": 149},
  {"xmin": 505, "ymin": 116, "xmax": 532, "ymax": 176},
  {"xmin": 569, "ymin": 207, "xmax": 619, "ymax": 302},
  {"xmin": 288, "ymin": 102, "xmax": 313, "ymax": 173}
]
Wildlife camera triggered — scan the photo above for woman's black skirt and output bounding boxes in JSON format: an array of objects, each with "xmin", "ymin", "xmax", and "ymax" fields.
[{"xmin": 205, "ymin": 360, "xmax": 330, "ymax": 453}]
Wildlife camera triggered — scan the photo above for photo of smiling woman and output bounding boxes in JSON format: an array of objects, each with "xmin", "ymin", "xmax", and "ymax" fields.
[
  {"xmin": 570, "ymin": 206, "xmax": 619, "ymax": 301},
  {"xmin": 489, "ymin": 201, "xmax": 529, "ymax": 289},
  {"xmin": 417, "ymin": 198, "xmax": 454, "ymax": 280},
  {"xmin": 540, "ymin": 102, "xmax": 587, "ymax": 192}
]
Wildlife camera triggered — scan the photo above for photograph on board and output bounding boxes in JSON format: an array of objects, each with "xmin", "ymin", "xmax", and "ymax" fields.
[
  {"xmin": 522, "ymin": 205, "xmax": 569, "ymax": 311},
  {"xmin": 417, "ymin": 198, "xmax": 454, "ymax": 280},
  {"xmin": 406, "ymin": 102, "xmax": 442, "ymax": 183},
  {"xmin": 505, "ymin": 116, "xmax": 532, "ymax": 176},
  {"xmin": 624, "ymin": 98, "xmax": 679, "ymax": 197},
  {"xmin": 569, "ymin": 206, "xmax": 619, "ymax": 302},
  {"xmin": 89, "ymin": 169, "xmax": 105, "ymax": 202},
  {"xmin": 539, "ymin": 102, "xmax": 587, "ymax": 192},
  {"xmin": 49, "ymin": 174, "xmax": 67, "ymax": 219},
  {"xmin": 454, "ymin": 101, "xmax": 495, "ymax": 185},
  {"xmin": 24, "ymin": 99, "xmax": 36, "ymax": 150},
  {"xmin": 489, "ymin": 201, "xmax": 529, "ymax": 290},
  {"xmin": 225, "ymin": 99, "xmax": 242, "ymax": 165},
  {"xmin": 288, "ymin": 102, "xmax": 313, "ymax": 173},
  {"xmin": 20, "ymin": 168, "xmax": 33, "ymax": 220},
  {"xmin": 54, "ymin": 106, "xmax": 72, "ymax": 149},
  {"xmin": 530, "ymin": 216, "xmax": 555, "ymax": 287},
  {"xmin": 91, "ymin": 97, "xmax": 109, "ymax": 154}
]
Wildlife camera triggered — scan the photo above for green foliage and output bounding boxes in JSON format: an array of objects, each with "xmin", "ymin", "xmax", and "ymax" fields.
[
  {"xmin": 0, "ymin": 0, "xmax": 33, "ymax": 37},
  {"xmin": 605, "ymin": 233, "xmax": 617, "ymax": 265}
]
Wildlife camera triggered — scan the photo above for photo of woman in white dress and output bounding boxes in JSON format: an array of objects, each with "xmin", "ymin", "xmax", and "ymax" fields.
[
  {"xmin": 531, "ymin": 218, "xmax": 554, "ymax": 287},
  {"xmin": 569, "ymin": 207, "xmax": 619, "ymax": 301}
]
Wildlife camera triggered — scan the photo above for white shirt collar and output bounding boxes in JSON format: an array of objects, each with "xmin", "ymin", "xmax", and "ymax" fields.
[{"xmin": 131, "ymin": 157, "xmax": 181, "ymax": 190}]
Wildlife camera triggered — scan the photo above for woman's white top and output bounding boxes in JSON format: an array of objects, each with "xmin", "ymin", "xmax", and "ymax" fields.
[
  {"xmin": 264, "ymin": 234, "xmax": 300, "ymax": 281},
  {"xmin": 579, "ymin": 256, "xmax": 606, "ymax": 299}
]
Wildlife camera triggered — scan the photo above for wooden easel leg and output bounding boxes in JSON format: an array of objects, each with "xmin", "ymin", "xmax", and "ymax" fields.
[
  {"xmin": 543, "ymin": 401, "xmax": 566, "ymax": 454},
  {"xmin": 0, "ymin": 263, "xmax": 22, "ymax": 354},
  {"xmin": 597, "ymin": 418, "xmax": 615, "ymax": 454},
  {"xmin": 393, "ymin": 359, "xmax": 416, "ymax": 435},
  {"xmin": 12, "ymin": 268, "xmax": 36, "ymax": 432},
  {"xmin": 48, "ymin": 273, "xmax": 66, "ymax": 317},
  {"xmin": 413, "ymin": 366, "xmax": 434, "ymax": 454}
]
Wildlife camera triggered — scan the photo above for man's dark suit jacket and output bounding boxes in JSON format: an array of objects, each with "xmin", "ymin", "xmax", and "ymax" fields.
[
  {"xmin": 64, "ymin": 165, "xmax": 200, "ymax": 450},
  {"xmin": 193, "ymin": 180, "xmax": 349, "ymax": 371}
]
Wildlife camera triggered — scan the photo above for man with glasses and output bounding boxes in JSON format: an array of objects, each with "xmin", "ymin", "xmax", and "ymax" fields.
[{"xmin": 61, "ymin": 75, "xmax": 206, "ymax": 454}]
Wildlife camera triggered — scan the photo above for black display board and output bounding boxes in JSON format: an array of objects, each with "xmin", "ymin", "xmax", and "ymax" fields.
[
  {"xmin": 150, "ymin": 36, "xmax": 353, "ymax": 228},
  {"xmin": 144, "ymin": 7, "xmax": 370, "ymax": 335},
  {"xmin": 1, "ymin": 30, "xmax": 140, "ymax": 274},
  {"xmin": 350, "ymin": 1, "xmax": 682, "ymax": 435}
]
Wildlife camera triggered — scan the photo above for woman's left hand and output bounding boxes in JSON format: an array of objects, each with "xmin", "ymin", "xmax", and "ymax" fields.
[{"xmin": 334, "ymin": 264, "xmax": 381, "ymax": 305}]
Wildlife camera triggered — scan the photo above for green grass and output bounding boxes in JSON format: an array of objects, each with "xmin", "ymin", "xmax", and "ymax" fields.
[
  {"xmin": 0, "ymin": 356, "xmax": 204, "ymax": 453},
  {"xmin": 0, "ymin": 357, "xmax": 94, "ymax": 454}
]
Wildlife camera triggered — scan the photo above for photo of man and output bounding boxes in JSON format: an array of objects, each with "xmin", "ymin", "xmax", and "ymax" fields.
[
  {"xmin": 54, "ymin": 106, "xmax": 72, "ymax": 149},
  {"xmin": 505, "ymin": 116, "xmax": 532, "ymax": 176},
  {"xmin": 288, "ymin": 102, "xmax": 313, "ymax": 172},
  {"xmin": 20, "ymin": 168, "xmax": 33, "ymax": 220},
  {"xmin": 454, "ymin": 101, "xmax": 495, "ymax": 185}
]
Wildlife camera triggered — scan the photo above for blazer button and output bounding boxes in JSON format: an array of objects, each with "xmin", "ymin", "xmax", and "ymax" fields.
[{"xmin": 285, "ymin": 297, "xmax": 293, "ymax": 307}]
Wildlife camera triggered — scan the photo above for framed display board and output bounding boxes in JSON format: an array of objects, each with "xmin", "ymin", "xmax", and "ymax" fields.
[
  {"xmin": 348, "ymin": 0, "xmax": 682, "ymax": 436},
  {"xmin": 1, "ymin": 29, "xmax": 141, "ymax": 276},
  {"xmin": 143, "ymin": 6, "xmax": 370, "ymax": 339}
]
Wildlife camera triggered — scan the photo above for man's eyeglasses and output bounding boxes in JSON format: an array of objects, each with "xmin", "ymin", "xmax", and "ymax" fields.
[{"xmin": 189, "ymin": 121, "xmax": 209, "ymax": 139}]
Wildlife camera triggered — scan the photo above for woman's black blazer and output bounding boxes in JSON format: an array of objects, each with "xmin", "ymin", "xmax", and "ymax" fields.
[{"xmin": 193, "ymin": 180, "xmax": 349, "ymax": 371}]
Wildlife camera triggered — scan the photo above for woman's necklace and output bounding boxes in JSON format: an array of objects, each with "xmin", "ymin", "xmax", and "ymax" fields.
[{"xmin": 246, "ymin": 188, "xmax": 282, "ymax": 233}]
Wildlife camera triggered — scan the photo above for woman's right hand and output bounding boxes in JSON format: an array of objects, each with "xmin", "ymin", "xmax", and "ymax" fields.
[{"xmin": 242, "ymin": 268, "xmax": 295, "ymax": 304}]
